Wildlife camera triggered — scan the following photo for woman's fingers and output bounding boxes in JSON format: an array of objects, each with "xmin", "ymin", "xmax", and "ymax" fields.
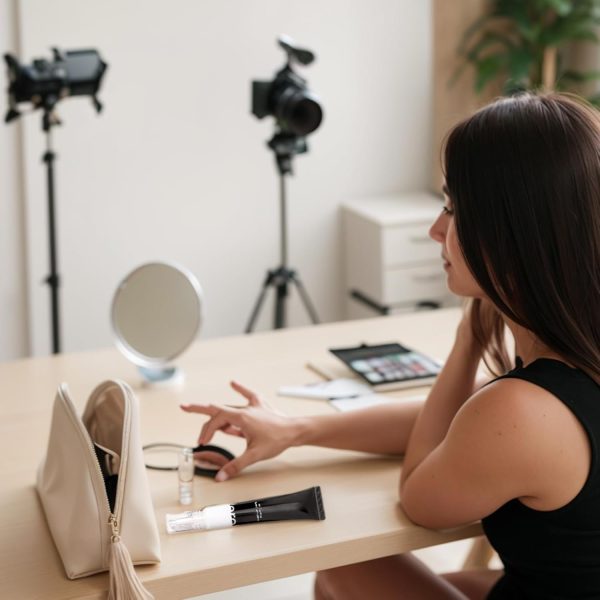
[
  {"xmin": 215, "ymin": 448, "xmax": 259, "ymax": 482},
  {"xmin": 196, "ymin": 408, "xmax": 244, "ymax": 445},
  {"xmin": 198, "ymin": 416, "xmax": 226, "ymax": 445},
  {"xmin": 197, "ymin": 421, "xmax": 212, "ymax": 446},
  {"xmin": 180, "ymin": 403, "xmax": 220, "ymax": 416},
  {"xmin": 198, "ymin": 422, "xmax": 245, "ymax": 445},
  {"xmin": 221, "ymin": 425, "xmax": 245, "ymax": 438},
  {"xmin": 230, "ymin": 380, "xmax": 261, "ymax": 406},
  {"xmin": 183, "ymin": 401, "xmax": 250, "ymax": 445}
]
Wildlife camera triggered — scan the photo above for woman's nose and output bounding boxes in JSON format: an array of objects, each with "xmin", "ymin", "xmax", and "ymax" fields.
[{"xmin": 429, "ymin": 213, "xmax": 445, "ymax": 244}]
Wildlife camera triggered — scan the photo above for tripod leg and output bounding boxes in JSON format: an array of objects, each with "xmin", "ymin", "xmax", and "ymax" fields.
[
  {"xmin": 290, "ymin": 274, "xmax": 320, "ymax": 324},
  {"xmin": 245, "ymin": 272, "xmax": 273, "ymax": 333},
  {"xmin": 274, "ymin": 277, "xmax": 288, "ymax": 329}
]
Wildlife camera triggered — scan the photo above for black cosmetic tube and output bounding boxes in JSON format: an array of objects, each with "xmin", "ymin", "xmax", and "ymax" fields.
[{"xmin": 166, "ymin": 485, "xmax": 325, "ymax": 533}]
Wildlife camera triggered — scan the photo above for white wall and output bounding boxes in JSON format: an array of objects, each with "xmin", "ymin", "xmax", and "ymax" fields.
[
  {"xmin": 0, "ymin": 0, "xmax": 29, "ymax": 360},
  {"xmin": 8, "ymin": 0, "xmax": 432, "ymax": 357}
]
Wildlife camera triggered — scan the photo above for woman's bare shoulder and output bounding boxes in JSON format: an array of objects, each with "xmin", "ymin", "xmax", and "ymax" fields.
[
  {"xmin": 401, "ymin": 376, "xmax": 591, "ymax": 528},
  {"xmin": 467, "ymin": 376, "xmax": 591, "ymax": 511}
]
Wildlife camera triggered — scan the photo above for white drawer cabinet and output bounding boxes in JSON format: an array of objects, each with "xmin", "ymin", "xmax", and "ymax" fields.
[
  {"xmin": 382, "ymin": 222, "xmax": 441, "ymax": 267},
  {"xmin": 383, "ymin": 264, "xmax": 448, "ymax": 304},
  {"xmin": 342, "ymin": 192, "xmax": 457, "ymax": 318}
]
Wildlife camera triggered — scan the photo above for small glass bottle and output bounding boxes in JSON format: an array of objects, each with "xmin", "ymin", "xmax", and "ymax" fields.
[{"xmin": 178, "ymin": 447, "xmax": 194, "ymax": 505}]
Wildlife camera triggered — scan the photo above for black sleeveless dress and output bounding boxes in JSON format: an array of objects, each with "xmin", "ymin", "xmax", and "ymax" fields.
[{"xmin": 483, "ymin": 358, "xmax": 600, "ymax": 599}]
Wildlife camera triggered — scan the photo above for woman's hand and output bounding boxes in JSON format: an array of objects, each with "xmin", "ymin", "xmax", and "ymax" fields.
[
  {"xmin": 457, "ymin": 298, "xmax": 501, "ymax": 347},
  {"xmin": 458, "ymin": 297, "xmax": 511, "ymax": 376},
  {"xmin": 180, "ymin": 381, "xmax": 299, "ymax": 481}
]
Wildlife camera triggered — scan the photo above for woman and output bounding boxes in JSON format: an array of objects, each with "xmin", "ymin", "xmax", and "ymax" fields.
[{"xmin": 182, "ymin": 93, "xmax": 600, "ymax": 599}]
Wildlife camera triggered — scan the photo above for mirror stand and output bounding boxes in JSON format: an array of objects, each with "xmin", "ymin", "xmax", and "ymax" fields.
[{"xmin": 138, "ymin": 365, "xmax": 185, "ymax": 387}]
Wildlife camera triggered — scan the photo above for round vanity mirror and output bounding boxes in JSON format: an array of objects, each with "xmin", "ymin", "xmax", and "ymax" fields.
[{"xmin": 111, "ymin": 262, "xmax": 203, "ymax": 386}]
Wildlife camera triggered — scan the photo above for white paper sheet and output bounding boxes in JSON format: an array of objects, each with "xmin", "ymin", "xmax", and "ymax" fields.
[
  {"xmin": 277, "ymin": 378, "xmax": 372, "ymax": 400},
  {"xmin": 329, "ymin": 393, "xmax": 426, "ymax": 412}
]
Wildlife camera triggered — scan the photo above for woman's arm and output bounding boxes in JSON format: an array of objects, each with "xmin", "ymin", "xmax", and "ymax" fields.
[
  {"xmin": 399, "ymin": 298, "xmax": 507, "ymax": 491},
  {"xmin": 181, "ymin": 381, "xmax": 423, "ymax": 481},
  {"xmin": 182, "ymin": 305, "xmax": 495, "ymax": 481},
  {"xmin": 399, "ymin": 325, "xmax": 482, "ymax": 491},
  {"xmin": 292, "ymin": 401, "xmax": 422, "ymax": 454}
]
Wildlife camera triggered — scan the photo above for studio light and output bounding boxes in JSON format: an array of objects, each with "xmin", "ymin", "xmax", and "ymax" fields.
[
  {"xmin": 4, "ymin": 47, "xmax": 107, "ymax": 354},
  {"xmin": 4, "ymin": 48, "xmax": 106, "ymax": 123}
]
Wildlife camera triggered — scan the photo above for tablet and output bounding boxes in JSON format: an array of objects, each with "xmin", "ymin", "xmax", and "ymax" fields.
[{"xmin": 329, "ymin": 343, "xmax": 442, "ymax": 387}]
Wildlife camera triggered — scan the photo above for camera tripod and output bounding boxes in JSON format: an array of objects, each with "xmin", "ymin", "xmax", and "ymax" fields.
[{"xmin": 245, "ymin": 132, "xmax": 320, "ymax": 333}]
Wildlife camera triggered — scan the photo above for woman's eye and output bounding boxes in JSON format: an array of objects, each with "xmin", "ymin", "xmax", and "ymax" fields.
[{"xmin": 442, "ymin": 206, "xmax": 454, "ymax": 216}]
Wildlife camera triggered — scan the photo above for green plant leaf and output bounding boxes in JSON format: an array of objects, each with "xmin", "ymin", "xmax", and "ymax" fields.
[
  {"xmin": 541, "ymin": 20, "xmax": 600, "ymax": 45},
  {"xmin": 475, "ymin": 54, "xmax": 506, "ymax": 93},
  {"xmin": 517, "ymin": 21, "xmax": 543, "ymax": 44},
  {"xmin": 586, "ymin": 92, "xmax": 600, "ymax": 107},
  {"xmin": 465, "ymin": 30, "xmax": 515, "ymax": 61},
  {"xmin": 454, "ymin": 0, "xmax": 600, "ymax": 99},
  {"xmin": 541, "ymin": 0, "xmax": 574, "ymax": 17},
  {"xmin": 494, "ymin": 0, "xmax": 543, "ymax": 43},
  {"xmin": 457, "ymin": 12, "xmax": 495, "ymax": 54},
  {"xmin": 503, "ymin": 78, "xmax": 530, "ymax": 95},
  {"xmin": 569, "ymin": 28, "xmax": 599, "ymax": 42},
  {"xmin": 574, "ymin": 0, "xmax": 600, "ymax": 22},
  {"xmin": 560, "ymin": 69, "xmax": 600, "ymax": 82},
  {"xmin": 451, "ymin": 28, "xmax": 518, "ymax": 88},
  {"xmin": 507, "ymin": 46, "xmax": 534, "ymax": 81}
]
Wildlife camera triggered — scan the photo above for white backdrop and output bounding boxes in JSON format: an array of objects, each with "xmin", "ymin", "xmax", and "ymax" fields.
[
  {"xmin": 0, "ymin": 0, "xmax": 29, "ymax": 360},
  {"xmin": 10, "ymin": 0, "xmax": 433, "ymax": 356}
]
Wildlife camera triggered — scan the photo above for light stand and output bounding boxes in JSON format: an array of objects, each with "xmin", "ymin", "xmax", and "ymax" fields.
[
  {"xmin": 4, "ymin": 48, "xmax": 107, "ymax": 354},
  {"xmin": 245, "ymin": 132, "xmax": 320, "ymax": 332},
  {"xmin": 42, "ymin": 106, "xmax": 62, "ymax": 353}
]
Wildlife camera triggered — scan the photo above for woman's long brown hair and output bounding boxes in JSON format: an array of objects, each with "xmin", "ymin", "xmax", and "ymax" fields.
[{"xmin": 444, "ymin": 93, "xmax": 600, "ymax": 381}]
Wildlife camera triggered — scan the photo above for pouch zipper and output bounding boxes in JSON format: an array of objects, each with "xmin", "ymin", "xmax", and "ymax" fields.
[
  {"xmin": 110, "ymin": 384, "xmax": 133, "ymax": 541},
  {"xmin": 59, "ymin": 382, "xmax": 132, "ymax": 561}
]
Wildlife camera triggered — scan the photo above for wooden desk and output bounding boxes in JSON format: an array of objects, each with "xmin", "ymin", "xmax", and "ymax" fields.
[{"xmin": 0, "ymin": 308, "xmax": 481, "ymax": 599}]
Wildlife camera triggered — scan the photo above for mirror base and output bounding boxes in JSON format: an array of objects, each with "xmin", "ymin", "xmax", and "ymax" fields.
[{"xmin": 138, "ymin": 365, "xmax": 185, "ymax": 388}]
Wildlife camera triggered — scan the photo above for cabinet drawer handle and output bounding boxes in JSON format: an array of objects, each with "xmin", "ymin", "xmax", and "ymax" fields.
[
  {"xmin": 409, "ymin": 236, "xmax": 432, "ymax": 244},
  {"xmin": 411, "ymin": 273, "xmax": 444, "ymax": 282}
]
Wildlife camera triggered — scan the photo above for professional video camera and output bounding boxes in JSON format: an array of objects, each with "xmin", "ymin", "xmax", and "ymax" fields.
[
  {"xmin": 4, "ymin": 48, "xmax": 107, "ymax": 123},
  {"xmin": 251, "ymin": 35, "xmax": 323, "ymax": 137},
  {"xmin": 245, "ymin": 36, "xmax": 323, "ymax": 334}
]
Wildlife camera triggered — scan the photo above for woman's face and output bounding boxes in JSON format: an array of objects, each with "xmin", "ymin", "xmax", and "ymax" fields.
[{"xmin": 429, "ymin": 187, "xmax": 485, "ymax": 298}]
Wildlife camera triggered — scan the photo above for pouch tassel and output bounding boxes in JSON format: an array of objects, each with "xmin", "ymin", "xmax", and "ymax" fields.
[{"xmin": 107, "ymin": 536, "xmax": 154, "ymax": 600}]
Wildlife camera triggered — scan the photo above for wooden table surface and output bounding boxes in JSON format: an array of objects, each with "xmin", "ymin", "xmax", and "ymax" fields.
[{"xmin": 0, "ymin": 308, "xmax": 481, "ymax": 599}]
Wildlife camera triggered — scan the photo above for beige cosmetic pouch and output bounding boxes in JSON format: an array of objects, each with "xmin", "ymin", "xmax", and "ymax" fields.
[{"xmin": 37, "ymin": 380, "xmax": 160, "ymax": 599}]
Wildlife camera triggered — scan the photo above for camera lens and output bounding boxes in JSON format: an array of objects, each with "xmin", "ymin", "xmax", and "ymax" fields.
[{"xmin": 275, "ymin": 88, "xmax": 323, "ymax": 136}]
